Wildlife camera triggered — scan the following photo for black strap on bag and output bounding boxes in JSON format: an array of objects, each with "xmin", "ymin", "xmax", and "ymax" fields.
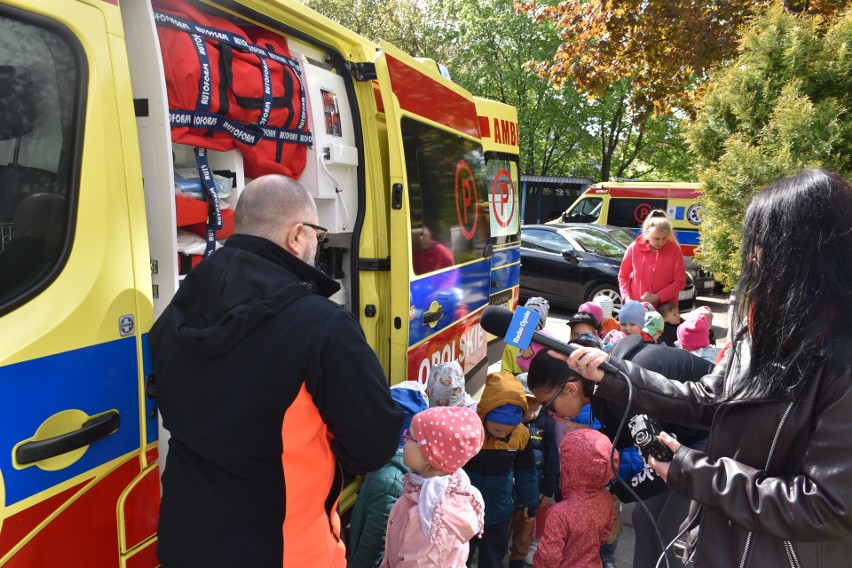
[{"xmin": 193, "ymin": 148, "xmax": 222, "ymax": 257}]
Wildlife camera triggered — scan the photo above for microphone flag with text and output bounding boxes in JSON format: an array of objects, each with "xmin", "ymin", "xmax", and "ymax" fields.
[{"xmin": 480, "ymin": 305, "xmax": 620, "ymax": 375}]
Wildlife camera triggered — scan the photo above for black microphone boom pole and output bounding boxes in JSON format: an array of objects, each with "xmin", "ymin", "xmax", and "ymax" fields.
[{"xmin": 479, "ymin": 305, "xmax": 621, "ymax": 375}]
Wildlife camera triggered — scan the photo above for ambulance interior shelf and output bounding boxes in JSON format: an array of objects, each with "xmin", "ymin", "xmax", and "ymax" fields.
[
  {"xmin": 170, "ymin": 142, "xmax": 355, "ymax": 302},
  {"xmin": 172, "ymin": 145, "xmax": 241, "ymax": 274}
]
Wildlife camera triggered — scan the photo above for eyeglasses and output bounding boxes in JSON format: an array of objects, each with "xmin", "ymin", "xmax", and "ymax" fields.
[
  {"xmin": 302, "ymin": 222, "xmax": 329, "ymax": 243},
  {"xmin": 541, "ymin": 378, "xmax": 579, "ymax": 412},
  {"xmin": 401, "ymin": 428, "xmax": 424, "ymax": 446}
]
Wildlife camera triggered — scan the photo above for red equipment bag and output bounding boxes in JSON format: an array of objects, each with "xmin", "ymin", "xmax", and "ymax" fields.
[
  {"xmin": 240, "ymin": 26, "xmax": 309, "ymax": 179},
  {"xmin": 153, "ymin": 0, "xmax": 312, "ymax": 179}
]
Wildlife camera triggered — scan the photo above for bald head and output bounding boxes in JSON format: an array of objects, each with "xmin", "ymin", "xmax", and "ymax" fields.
[
  {"xmin": 233, "ymin": 175, "xmax": 321, "ymax": 262},
  {"xmin": 234, "ymin": 175, "xmax": 315, "ymax": 241}
]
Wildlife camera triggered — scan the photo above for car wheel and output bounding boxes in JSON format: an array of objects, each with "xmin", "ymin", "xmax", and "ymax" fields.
[{"xmin": 587, "ymin": 284, "xmax": 622, "ymax": 314}]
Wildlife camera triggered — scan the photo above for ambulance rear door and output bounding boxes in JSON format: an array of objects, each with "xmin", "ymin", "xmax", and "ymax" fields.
[
  {"xmin": 374, "ymin": 42, "xmax": 491, "ymax": 386},
  {"xmin": 0, "ymin": 1, "xmax": 158, "ymax": 565}
]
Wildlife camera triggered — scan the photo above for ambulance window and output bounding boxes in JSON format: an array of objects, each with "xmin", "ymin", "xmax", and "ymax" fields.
[
  {"xmin": 0, "ymin": 13, "xmax": 81, "ymax": 311},
  {"xmin": 607, "ymin": 198, "xmax": 667, "ymax": 229},
  {"xmin": 565, "ymin": 197, "xmax": 602, "ymax": 223},
  {"xmin": 403, "ymin": 118, "xmax": 489, "ymax": 275},
  {"xmin": 484, "ymin": 154, "xmax": 520, "ymax": 244}
]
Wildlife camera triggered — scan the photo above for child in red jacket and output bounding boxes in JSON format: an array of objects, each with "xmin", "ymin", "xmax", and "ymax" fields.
[{"xmin": 534, "ymin": 428, "xmax": 619, "ymax": 568}]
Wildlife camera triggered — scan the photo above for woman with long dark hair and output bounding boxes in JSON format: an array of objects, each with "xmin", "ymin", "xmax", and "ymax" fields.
[{"xmin": 556, "ymin": 169, "xmax": 852, "ymax": 567}]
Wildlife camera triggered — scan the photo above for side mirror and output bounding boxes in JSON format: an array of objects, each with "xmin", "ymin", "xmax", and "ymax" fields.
[{"xmin": 561, "ymin": 248, "xmax": 578, "ymax": 264}]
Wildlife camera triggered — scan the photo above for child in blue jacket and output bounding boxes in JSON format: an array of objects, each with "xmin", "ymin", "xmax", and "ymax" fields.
[
  {"xmin": 464, "ymin": 372, "xmax": 539, "ymax": 568},
  {"xmin": 506, "ymin": 373, "xmax": 559, "ymax": 568}
]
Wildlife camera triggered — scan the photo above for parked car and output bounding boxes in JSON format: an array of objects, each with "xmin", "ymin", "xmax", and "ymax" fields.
[
  {"xmin": 683, "ymin": 256, "xmax": 716, "ymax": 293},
  {"xmin": 519, "ymin": 223, "xmax": 696, "ymax": 313}
]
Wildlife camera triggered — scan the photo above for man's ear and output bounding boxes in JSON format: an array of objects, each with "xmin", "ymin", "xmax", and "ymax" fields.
[{"xmin": 280, "ymin": 222, "xmax": 303, "ymax": 256}]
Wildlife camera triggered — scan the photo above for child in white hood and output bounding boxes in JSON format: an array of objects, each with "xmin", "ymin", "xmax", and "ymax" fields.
[{"xmin": 382, "ymin": 407, "xmax": 485, "ymax": 567}]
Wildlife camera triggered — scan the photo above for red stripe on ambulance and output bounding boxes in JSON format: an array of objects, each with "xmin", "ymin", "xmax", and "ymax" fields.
[
  {"xmin": 408, "ymin": 310, "xmax": 488, "ymax": 386},
  {"xmin": 386, "ymin": 55, "xmax": 480, "ymax": 139}
]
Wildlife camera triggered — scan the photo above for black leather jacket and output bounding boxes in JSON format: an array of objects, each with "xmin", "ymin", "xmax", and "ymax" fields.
[{"xmin": 596, "ymin": 329, "xmax": 852, "ymax": 567}]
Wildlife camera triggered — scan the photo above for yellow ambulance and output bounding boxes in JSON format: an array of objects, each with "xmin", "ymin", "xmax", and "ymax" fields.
[
  {"xmin": 561, "ymin": 181, "xmax": 702, "ymax": 256},
  {"xmin": 0, "ymin": 0, "xmax": 520, "ymax": 564}
]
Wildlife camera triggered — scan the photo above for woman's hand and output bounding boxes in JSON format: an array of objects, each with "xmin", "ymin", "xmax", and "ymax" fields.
[
  {"xmin": 640, "ymin": 291, "xmax": 660, "ymax": 304},
  {"xmin": 565, "ymin": 347, "xmax": 610, "ymax": 383},
  {"xmin": 648, "ymin": 431, "xmax": 681, "ymax": 482}
]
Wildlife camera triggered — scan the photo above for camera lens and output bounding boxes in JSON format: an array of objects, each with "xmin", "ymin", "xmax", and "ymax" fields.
[{"xmin": 635, "ymin": 432, "xmax": 650, "ymax": 444}]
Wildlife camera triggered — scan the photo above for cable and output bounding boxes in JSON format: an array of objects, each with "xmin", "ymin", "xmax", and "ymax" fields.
[
  {"xmin": 606, "ymin": 367, "xmax": 673, "ymax": 568},
  {"xmin": 319, "ymin": 149, "xmax": 350, "ymax": 231}
]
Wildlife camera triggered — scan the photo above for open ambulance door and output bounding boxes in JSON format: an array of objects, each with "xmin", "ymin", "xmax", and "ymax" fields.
[
  {"xmin": 0, "ymin": 1, "xmax": 158, "ymax": 565},
  {"xmin": 374, "ymin": 42, "xmax": 491, "ymax": 387}
]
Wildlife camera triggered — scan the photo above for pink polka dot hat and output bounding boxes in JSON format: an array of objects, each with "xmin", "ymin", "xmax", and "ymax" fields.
[{"xmin": 409, "ymin": 406, "xmax": 484, "ymax": 474}]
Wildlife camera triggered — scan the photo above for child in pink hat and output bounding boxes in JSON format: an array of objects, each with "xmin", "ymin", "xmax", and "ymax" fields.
[
  {"xmin": 382, "ymin": 407, "xmax": 485, "ymax": 567},
  {"xmin": 677, "ymin": 307, "xmax": 721, "ymax": 364}
]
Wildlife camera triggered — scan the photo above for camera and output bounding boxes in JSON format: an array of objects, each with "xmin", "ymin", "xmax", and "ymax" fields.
[{"xmin": 629, "ymin": 414, "xmax": 673, "ymax": 462}]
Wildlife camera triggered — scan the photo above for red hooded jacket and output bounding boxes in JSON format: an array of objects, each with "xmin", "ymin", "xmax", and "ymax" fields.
[
  {"xmin": 618, "ymin": 236, "xmax": 685, "ymax": 306},
  {"xmin": 533, "ymin": 428, "xmax": 618, "ymax": 568}
]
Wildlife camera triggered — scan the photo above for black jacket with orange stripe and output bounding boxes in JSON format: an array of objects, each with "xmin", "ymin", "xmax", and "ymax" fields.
[{"xmin": 151, "ymin": 234, "xmax": 403, "ymax": 567}]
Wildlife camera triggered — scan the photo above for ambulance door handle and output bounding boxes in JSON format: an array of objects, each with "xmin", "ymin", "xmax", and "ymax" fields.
[
  {"xmin": 15, "ymin": 410, "xmax": 120, "ymax": 466},
  {"xmin": 422, "ymin": 303, "xmax": 444, "ymax": 326}
]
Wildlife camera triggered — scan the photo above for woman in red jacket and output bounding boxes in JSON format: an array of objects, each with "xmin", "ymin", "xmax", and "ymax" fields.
[{"xmin": 617, "ymin": 210, "xmax": 685, "ymax": 307}]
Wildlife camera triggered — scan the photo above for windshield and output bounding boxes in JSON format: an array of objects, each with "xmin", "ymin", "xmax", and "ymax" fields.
[
  {"xmin": 602, "ymin": 228, "xmax": 636, "ymax": 249},
  {"xmin": 564, "ymin": 228, "xmax": 624, "ymax": 259}
]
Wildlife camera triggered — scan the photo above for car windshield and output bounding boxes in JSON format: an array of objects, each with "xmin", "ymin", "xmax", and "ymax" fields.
[
  {"xmin": 563, "ymin": 228, "xmax": 624, "ymax": 259},
  {"xmin": 602, "ymin": 228, "xmax": 636, "ymax": 249}
]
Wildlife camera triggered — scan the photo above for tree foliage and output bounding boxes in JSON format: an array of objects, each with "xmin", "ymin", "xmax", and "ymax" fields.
[
  {"xmin": 684, "ymin": 7, "xmax": 852, "ymax": 288},
  {"xmin": 299, "ymin": 0, "xmax": 447, "ymax": 56},
  {"xmin": 516, "ymin": 0, "xmax": 846, "ymax": 117},
  {"xmin": 426, "ymin": 0, "xmax": 595, "ymax": 177},
  {"xmin": 301, "ymin": 0, "xmax": 692, "ymax": 181}
]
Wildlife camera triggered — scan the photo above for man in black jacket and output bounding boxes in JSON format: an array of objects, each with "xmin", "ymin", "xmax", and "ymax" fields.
[{"xmin": 151, "ymin": 174, "xmax": 403, "ymax": 568}]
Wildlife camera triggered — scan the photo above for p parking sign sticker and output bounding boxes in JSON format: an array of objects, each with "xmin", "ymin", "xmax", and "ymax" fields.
[{"xmin": 504, "ymin": 307, "xmax": 540, "ymax": 349}]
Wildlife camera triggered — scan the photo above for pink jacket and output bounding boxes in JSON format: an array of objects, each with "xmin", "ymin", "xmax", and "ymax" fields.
[
  {"xmin": 382, "ymin": 471, "xmax": 484, "ymax": 568},
  {"xmin": 618, "ymin": 236, "xmax": 685, "ymax": 305},
  {"xmin": 534, "ymin": 429, "xmax": 618, "ymax": 568}
]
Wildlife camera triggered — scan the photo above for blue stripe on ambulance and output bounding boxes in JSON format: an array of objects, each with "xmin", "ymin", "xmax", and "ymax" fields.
[
  {"xmin": 489, "ymin": 245, "xmax": 520, "ymax": 296},
  {"xmin": 676, "ymin": 230, "xmax": 700, "ymax": 246},
  {"xmin": 141, "ymin": 333, "xmax": 158, "ymax": 447},
  {"xmin": 409, "ymin": 259, "xmax": 490, "ymax": 346},
  {"xmin": 0, "ymin": 337, "xmax": 141, "ymax": 505},
  {"xmin": 490, "ymin": 245, "xmax": 520, "ymax": 271}
]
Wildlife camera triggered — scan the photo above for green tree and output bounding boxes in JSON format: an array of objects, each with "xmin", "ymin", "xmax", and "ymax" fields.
[
  {"xmin": 425, "ymin": 0, "xmax": 692, "ymax": 181},
  {"xmin": 516, "ymin": 0, "xmax": 846, "ymax": 117},
  {"xmin": 300, "ymin": 0, "xmax": 447, "ymax": 56},
  {"xmin": 301, "ymin": 0, "xmax": 692, "ymax": 182},
  {"xmin": 685, "ymin": 7, "xmax": 851, "ymax": 288},
  {"xmin": 427, "ymin": 0, "xmax": 595, "ymax": 177}
]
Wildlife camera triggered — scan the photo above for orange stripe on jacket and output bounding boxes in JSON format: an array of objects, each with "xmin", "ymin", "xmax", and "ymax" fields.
[{"xmin": 282, "ymin": 385, "xmax": 345, "ymax": 567}]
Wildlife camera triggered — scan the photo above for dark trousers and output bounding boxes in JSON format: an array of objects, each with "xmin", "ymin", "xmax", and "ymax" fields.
[
  {"xmin": 467, "ymin": 518, "xmax": 510, "ymax": 568},
  {"xmin": 632, "ymin": 438, "xmax": 707, "ymax": 568}
]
